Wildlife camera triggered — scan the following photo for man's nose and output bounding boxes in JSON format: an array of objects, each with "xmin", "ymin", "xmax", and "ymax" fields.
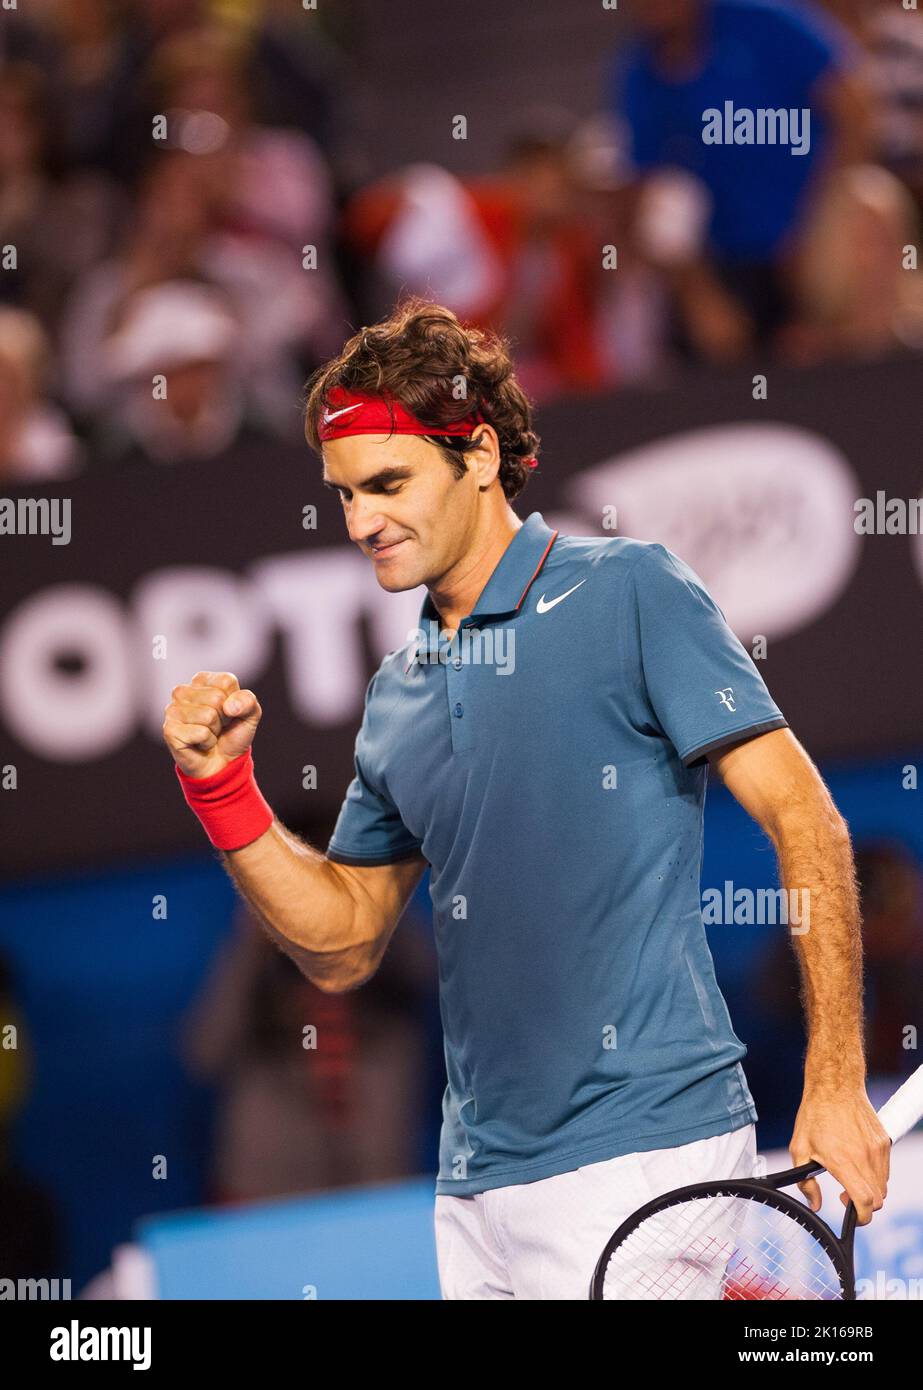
[{"xmin": 346, "ymin": 500, "xmax": 387, "ymax": 546}]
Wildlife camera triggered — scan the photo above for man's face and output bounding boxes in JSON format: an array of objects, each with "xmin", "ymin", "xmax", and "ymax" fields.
[{"xmin": 322, "ymin": 433, "xmax": 478, "ymax": 594}]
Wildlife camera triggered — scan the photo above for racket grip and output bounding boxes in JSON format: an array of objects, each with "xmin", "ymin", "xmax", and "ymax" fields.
[{"xmin": 876, "ymin": 1063, "xmax": 923, "ymax": 1143}]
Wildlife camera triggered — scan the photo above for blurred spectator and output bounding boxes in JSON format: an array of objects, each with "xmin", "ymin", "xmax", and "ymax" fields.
[
  {"xmin": 180, "ymin": 872, "xmax": 437, "ymax": 1200},
  {"xmin": 0, "ymin": 61, "xmax": 118, "ymax": 329},
  {"xmin": 57, "ymin": 17, "xmax": 351, "ymax": 430},
  {"xmin": 0, "ymin": 307, "xmax": 81, "ymax": 484},
  {"xmin": 96, "ymin": 1, "xmax": 348, "ymax": 184},
  {"xmin": 0, "ymin": 953, "xmax": 63, "ymax": 1280},
  {"xmin": 855, "ymin": 841, "xmax": 923, "ymax": 1077},
  {"xmin": 343, "ymin": 115, "xmax": 618, "ymax": 400},
  {"xmin": 488, "ymin": 123, "xmax": 613, "ymax": 397},
  {"xmin": 0, "ymin": 3, "xmax": 56, "ymax": 70},
  {"xmin": 91, "ymin": 279, "xmax": 271, "ymax": 468},
  {"xmin": 824, "ymin": 1, "xmax": 923, "ymax": 207},
  {"xmin": 59, "ymin": 148, "xmax": 342, "ymax": 437},
  {"xmin": 570, "ymin": 113, "xmax": 675, "ymax": 384},
  {"xmin": 784, "ymin": 163, "xmax": 923, "ymax": 361},
  {"xmin": 609, "ymin": 0, "xmax": 872, "ymax": 361},
  {"xmin": 87, "ymin": 0, "xmax": 209, "ymax": 183},
  {"xmin": 39, "ymin": 0, "xmax": 138, "ymax": 177},
  {"xmin": 59, "ymin": 150, "xmax": 219, "ymax": 419},
  {"xmin": 231, "ymin": 0, "xmax": 352, "ymax": 161},
  {"xmin": 147, "ymin": 24, "xmax": 338, "ymax": 252},
  {"xmin": 345, "ymin": 164, "xmax": 505, "ymax": 328}
]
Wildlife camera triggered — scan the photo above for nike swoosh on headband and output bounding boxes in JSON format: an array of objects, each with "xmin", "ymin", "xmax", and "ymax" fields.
[
  {"xmin": 536, "ymin": 579, "xmax": 587, "ymax": 613},
  {"xmin": 323, "ymin": 403, "xmax": 363, "ymax": 424}
]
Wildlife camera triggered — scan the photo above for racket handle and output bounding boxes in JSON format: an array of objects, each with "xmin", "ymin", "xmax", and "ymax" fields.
[{"xmin": 876, "ymin": 1063, "xmax": 923, "ymax": 1143}]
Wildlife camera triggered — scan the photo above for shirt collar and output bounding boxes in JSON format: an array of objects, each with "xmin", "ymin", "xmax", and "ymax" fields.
[{"xmin": 408, "ymin": 512, "xmax": 558, "ymax": 664}]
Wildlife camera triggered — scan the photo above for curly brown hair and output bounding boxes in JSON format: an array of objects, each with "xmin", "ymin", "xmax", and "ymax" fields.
[{"xmin": 302, "ymin": 298, "xmax": 540, "ymax": 502}]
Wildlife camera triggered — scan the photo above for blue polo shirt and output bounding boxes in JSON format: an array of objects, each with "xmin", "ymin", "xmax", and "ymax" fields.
[
  {"xmin": 610, "ymin": 0, "xmax": 851, "ymax": 260},
  {"xmin": 327, "ymin": 513, "xmax": 788, "ymax": 1195}
]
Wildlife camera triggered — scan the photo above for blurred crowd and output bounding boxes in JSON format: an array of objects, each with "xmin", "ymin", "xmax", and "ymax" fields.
[{"xmin": 0, "ymin": 0, "xmax": 921, "ymax": 488}]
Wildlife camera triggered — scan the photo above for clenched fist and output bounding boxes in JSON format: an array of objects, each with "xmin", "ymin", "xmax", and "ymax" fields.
[{"xmin": 162, "ymin": 671, "xmax": 262, "ymax": 778}]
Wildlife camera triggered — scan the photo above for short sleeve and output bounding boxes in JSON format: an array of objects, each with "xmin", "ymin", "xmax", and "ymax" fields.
[
  {"xmin": 326, "ymin": 673, "xmax": 424, "ymax": 866},
  {"xmin": 627, "ymin": 544, "xmax": 788, "ymax": 767}
]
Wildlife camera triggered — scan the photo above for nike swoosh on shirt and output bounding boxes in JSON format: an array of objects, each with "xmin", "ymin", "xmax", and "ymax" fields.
[
  {"xmin": 536, "ymin": 579, "xmax": 587, "ymax": 613},
  {"xmin": 323, "ymin": 403, "xmax": 363, "ymax": 424}
]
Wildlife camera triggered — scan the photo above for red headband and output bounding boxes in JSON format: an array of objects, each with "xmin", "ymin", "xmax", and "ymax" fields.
[{"xmin": 317, "ymin": 386, "xmax": 537, "ymax": 467}]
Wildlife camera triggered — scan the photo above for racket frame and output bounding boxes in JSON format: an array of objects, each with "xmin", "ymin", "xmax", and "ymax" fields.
[{"xmin": 589, "ymin": 1160, "xmax": 858, "ymax": 1301}]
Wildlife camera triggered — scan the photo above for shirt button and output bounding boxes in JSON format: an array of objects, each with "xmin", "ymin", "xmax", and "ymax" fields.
[{"xmin": 454, "ymin": 702, "xmax": 463, "ymax": 717}]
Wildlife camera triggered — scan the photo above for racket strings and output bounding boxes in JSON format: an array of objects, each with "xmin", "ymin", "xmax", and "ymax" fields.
[{"xmin": 601, "ymin": 1192, "xmax": 844, "ymax": 1300}]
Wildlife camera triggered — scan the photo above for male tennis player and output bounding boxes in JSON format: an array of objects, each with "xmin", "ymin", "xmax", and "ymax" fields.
[{"xmin": 163, "ymin": 300, "xmax": 890, "ymax": 1299}]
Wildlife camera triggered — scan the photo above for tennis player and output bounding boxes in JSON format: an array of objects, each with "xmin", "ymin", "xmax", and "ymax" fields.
[{"xmin": 162, "ymin": 300, "xmax": 890, "ymax": 1299}]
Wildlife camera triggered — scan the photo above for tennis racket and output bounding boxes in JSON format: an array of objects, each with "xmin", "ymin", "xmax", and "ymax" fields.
[{"xmin": 590, "ymin": 1064, "xmax": 923, "ymax": 1300}]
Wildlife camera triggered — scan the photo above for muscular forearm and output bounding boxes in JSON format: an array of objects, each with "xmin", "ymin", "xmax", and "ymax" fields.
[
  {"xmin": 714, "ymin": 730, "xmax": 887, "ymax": 1221},
  {"xmin": 163, "ymin": 671, "xmax": 381, "ymax": 992},
  {"xmin": 771, "ymin": 811, "xmax": 865, "ymax": 1087},
  {"xmin": 220, "ymin": 822, "xmax": 376, "ymax": 991}
]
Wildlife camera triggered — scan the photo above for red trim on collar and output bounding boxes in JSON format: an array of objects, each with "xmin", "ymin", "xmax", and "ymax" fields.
[
  {"xmin": 402, "ymin": 524, "xmax": 558, "ymax": 673},
  {"xmin": 514, "ymin": 529, "xmax": 559, "ymax": 611}
]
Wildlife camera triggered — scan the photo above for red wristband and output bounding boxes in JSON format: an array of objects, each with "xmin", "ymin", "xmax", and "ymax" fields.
[{"xmin": 175, "ymin": 748, "xmax": 274, "ymax": 851}]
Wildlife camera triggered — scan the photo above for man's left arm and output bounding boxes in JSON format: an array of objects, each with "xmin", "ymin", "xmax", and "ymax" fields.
[{"xmin": 711, "ymin": 727, "xmax": 891, "ymax": 1226}]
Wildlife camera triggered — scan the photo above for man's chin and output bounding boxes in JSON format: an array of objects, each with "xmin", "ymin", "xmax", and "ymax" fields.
[
  {"xmin": 370, "ymin": 554, "xmax": 418, "ymax": 592},
  {"xmin": 368, "ymin": 539, "xmax": 420, "ymax": 591},
  {"xmin": 373, "ymin": 566, "xmax": 418, "ymax": 593}
]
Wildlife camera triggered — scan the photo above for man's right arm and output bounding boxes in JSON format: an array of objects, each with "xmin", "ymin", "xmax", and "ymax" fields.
[
  {"xmin": 162, "ymin": 669, "xmax": 426, "ymax": 993},
  {"xmin": 222, "ymin": 826, "xmax": 426, "ymax": 993}
]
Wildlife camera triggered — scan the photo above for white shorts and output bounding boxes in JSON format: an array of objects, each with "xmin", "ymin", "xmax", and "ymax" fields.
[{"xmin": 433, "ymin": 1123, "xmax": 758, "ymax": 1300}]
